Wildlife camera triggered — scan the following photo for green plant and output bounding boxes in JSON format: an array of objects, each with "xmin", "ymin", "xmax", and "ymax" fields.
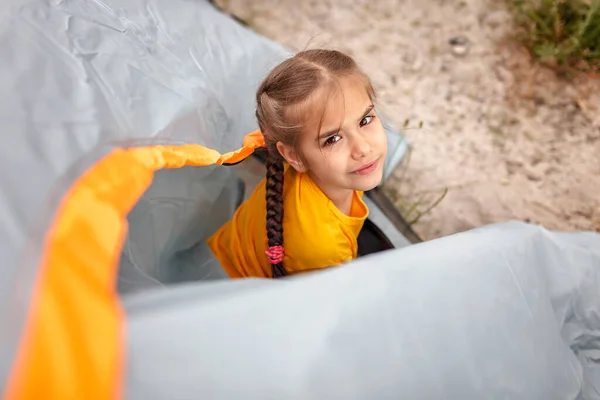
[{"xmin": 506, "ymin": 0, "xmax": 600, "ymax": 74}]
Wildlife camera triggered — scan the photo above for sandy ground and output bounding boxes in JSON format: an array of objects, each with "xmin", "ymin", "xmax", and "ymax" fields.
[{"xmin": 214, "ymin": 0, "xmax": 600, "ymax": 240}]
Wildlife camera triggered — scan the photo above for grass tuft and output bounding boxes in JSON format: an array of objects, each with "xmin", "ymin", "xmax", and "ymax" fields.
[{"xmin": 506, "ymin": 0, "xmax": 600, "ymax": 76}]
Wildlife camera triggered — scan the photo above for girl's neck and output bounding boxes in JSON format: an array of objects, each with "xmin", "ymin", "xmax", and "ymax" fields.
[
  {"xmin": 330, "ymin": 190, "xmax": 354, "ymax": 216},
  {"xmin": 307, "ymin": 172, "xmax": 354, "ymax": 215}
]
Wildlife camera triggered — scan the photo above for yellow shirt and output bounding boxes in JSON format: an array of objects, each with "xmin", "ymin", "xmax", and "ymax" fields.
[{"xmin": 207, "ymin": 165, "xmax": 369, "ymax": 278}]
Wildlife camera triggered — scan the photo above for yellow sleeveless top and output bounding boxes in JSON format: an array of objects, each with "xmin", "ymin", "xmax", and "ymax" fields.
[{"xmin": 207, "ymin": 165, "xmax": 369, "ymax": 278}]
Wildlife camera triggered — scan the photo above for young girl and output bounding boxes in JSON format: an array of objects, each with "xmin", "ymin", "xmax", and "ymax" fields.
[{"xmin": 207, "ymin": 49, "xmax": 388, "ymax": 278}]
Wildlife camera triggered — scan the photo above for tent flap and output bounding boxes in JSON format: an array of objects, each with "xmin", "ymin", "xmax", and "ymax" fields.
[{"xmin": 121, "ymin": 221, "xmax": 600, "ymax": 399}]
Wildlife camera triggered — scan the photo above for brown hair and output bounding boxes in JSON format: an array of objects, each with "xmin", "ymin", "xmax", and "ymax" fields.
[{"xmin": 255, "ymin": 49, "xmax": 376, "ymax": 278}]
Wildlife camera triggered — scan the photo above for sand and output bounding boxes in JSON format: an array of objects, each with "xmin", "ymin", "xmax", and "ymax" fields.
[{"xmin": 214, "ymin": 0, "xmax": 600, "ymax": 240}]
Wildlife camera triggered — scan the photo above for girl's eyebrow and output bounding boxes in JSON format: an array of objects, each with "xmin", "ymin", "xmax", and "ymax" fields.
[
  {"xmin": 317, "ymin": 104, "xmax": 375, "ymax": 141},
  {"xmin": 359, "ymin": 105, "xmax": 375, "ymax": 122},
  {"xmin": 317, "ymin": 127, "xmax": 340, "ymax": 140}
]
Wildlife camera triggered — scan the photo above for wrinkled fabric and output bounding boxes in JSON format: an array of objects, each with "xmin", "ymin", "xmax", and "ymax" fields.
[
  {"xmin": 1, "ymin": 0, "xmax": 292, "ymax": 376},
  {"xmin": 124, "ymin": 221, "xmax": 600, "ymax": 399}
]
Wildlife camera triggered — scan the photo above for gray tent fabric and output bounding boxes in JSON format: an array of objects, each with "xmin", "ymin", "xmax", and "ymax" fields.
[
  {"xmin": 123, "ymin": 221, "xmax": 600, "ymax": 399},
  {"xmin": 118, "ymin": 165, "xmax": 238, "ymax": 295},
  {"xmin": 0, "ymin": 0, "xmax": 293, "ymax": 381}
]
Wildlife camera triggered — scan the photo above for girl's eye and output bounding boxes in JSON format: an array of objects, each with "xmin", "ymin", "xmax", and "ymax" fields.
[
  {"xmin": 324, "ymin": 135, "xmax": 341, "ymax": 146},
  {"xmin": 360, "ymin": 115, "xmax": 375, "ymax": 127}
]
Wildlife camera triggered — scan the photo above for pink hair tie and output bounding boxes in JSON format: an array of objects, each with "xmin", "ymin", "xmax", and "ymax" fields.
[{"xmin": 266, "ymin": 245, "xmax": 284, "ymax": 264}]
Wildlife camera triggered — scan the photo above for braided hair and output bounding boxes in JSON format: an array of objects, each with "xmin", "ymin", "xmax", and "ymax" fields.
[{"xmin": 265, "ymin": 147, "xmax": 286, "ymax": 277}]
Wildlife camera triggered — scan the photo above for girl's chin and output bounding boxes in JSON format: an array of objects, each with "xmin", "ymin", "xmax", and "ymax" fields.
[{"xmin": 349, "ymin": 169, "xmax": 384, "ymax": 191}]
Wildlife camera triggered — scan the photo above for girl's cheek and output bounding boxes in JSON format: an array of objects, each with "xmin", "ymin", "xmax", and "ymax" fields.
[
  {"xmin": 328, "ymin": 153, "xmax": 346, "ymax": 169},
  {"xmin": 377, "ymin": 128, "xmax": 388, "ymax": 145}
]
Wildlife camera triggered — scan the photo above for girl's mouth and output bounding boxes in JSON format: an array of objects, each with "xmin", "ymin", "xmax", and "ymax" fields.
[{"xmin": 352, "ymin": 158, "xmax": 379, "ymax": 175}]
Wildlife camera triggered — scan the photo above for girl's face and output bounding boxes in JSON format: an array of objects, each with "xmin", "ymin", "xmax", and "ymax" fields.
[{"xmin": 278, "ymin": 75, "xmax": 388, "ymax": 197}]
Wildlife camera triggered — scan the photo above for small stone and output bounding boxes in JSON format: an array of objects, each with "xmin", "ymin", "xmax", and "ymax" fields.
[
  {"xmin": 449, "ymin": 36, "xmax": 470, "ymax": 57},
  {"xmin": 525, "ymin": 170, "xmax": 542, "ymax": 182}
]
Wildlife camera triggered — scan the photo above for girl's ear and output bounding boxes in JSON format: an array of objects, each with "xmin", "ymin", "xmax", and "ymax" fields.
[{"xmin": 276, "ymin": 142, "xmax": 307, "ymax": 173}]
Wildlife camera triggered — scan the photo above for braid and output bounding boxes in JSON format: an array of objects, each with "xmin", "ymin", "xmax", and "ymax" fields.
[{"xmin": 265, "ymin": 147, "xmax": 286, "ymax": 278}]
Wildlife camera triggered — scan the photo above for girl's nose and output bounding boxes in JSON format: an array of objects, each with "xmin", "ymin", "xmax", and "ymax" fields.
[{"xmin": 351, "ymin": 134, "xmax": 372, "ymax": 160}]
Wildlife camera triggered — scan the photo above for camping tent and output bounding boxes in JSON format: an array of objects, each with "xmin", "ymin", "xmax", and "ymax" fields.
[{"xmin": 1, "ymin": 0, "xmax": 599, "ymax": 399}]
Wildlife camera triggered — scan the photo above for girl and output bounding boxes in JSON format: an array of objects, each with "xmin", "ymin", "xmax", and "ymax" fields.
[{"xmin": 207, "ymin": 49, "xmax": 388, "ymax": 278}]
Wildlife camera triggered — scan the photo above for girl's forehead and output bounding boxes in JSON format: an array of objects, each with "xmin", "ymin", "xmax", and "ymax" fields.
[{"xmin": 316, "ymin": 77, "xmax": 372, "ymax": 129}]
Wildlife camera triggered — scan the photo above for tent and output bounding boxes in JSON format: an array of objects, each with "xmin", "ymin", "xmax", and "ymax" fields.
[{"xmin": 1, "ymin": 0, "xmax": 599, "ymax": 399}]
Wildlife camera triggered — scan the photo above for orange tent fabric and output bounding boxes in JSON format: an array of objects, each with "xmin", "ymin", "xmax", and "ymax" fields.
[{"xmin": 3, "ymin": 131, "xmax": 265, "ymax": 400}]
